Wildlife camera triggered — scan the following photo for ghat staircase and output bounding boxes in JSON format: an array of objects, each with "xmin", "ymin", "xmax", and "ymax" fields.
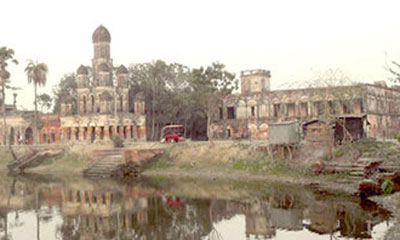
[
  {"xmin": 83, "ymin": 148, "xmax": 125, "ymax": 177},
  {"xmin": 325, "ymin": 156, "xmax": 400, "ymax": 183}
]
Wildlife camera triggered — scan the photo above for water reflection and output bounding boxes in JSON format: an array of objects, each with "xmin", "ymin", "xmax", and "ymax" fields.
[{"xmin": 0, "ymin": 174, "xmax": 393, "ymax": 240}]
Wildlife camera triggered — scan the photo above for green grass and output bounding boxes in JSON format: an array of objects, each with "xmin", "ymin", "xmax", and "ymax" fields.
[
  {"xmin": 232, "ymin": 154, "xmax": 308, "ymax": 178},
  {"xmin": 179, "ymin": 163, "xmax": 192, "ymax": 170},
  {"xmin": 147, "ymin": 159, "xmax": 173, "ymax": 170},
  {"xmin": 30, "ymin": 151, "xmax": 90, "ymax": 174}
]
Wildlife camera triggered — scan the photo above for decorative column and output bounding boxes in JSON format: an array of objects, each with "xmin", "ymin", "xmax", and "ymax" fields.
[
  {"xmin": 295, "ymin": 102, "xmax": 300, "ymax": 118},
  {"xmin": 134, "ymin": 126, "xmax": 140, "ymax": 139},
  {"xmin": 126, "ymin": 126, "xmax": 131, "ymax": 140},
  {"xmin": 96, "ymin": 127, "xmax": 101, "ymax": 140},
  {"xmin": 72, "ymin": 128, "xmax": 77, "ymax": 141},
  {"xmin": 104, "ymin": 126, "xmax": 109, "ymax": 138}
]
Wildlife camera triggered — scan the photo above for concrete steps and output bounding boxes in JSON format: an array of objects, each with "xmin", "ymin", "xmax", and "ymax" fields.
[
  {"xmin": 83, "ymin": 148, "xmax": 164, "ymax": 178},
  {"xmin": 84, "ymin": 148, "xmax": 125, "ymax": 177},
  {"xmin": 324, "ymin": 157, "xmax": 383, "ymax": 179}
]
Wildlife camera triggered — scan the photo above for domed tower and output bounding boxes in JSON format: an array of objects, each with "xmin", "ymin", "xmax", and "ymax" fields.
[
  {"xmin": 76, "ymin": 65, "xmax": 89, "ymax": 88},
  {"xmin": 92, "ymin": 25, "xmax": 113, "ymax": 86},
  {"xmin": 115, "ymin": 64, "xmax": 130, "ymax": 113},
  {"xmin": 98, "ymin": 62, "xmax": 113, "ymax": 86},
  {"xmin": 116, "ymin": 65, "xmax": 128, "ymax": 88}
]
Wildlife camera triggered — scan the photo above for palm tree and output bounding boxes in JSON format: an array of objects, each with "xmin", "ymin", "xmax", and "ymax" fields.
[
  {"xmin": 25, "ymin": 60, "xmax": 48, "ymax": 144},
  {"xmin": 0, "ymin": 47, "xmax": 18, "ymax": 146}
]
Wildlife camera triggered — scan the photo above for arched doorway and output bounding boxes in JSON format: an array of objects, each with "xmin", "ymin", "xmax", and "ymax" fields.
[
  {"xmin": 83, "ymin": 127, "xmax": 88, "ymax": 140},
  {"xmin": 123, "ymin": 126, "xmax": 127, "ymax": 139},
  {"xmin": 90, "ymin": 127, "xmax": 95, "ymax": 143},
  {"xmin": 109, "ymin": 126, "xmax": 113, "ymax": 139},
  {"xmin": 25, "ymin": 127, "xmax": 33, "ymax": 145},
  {"xmin": 100, "ymin": 127, "xmax": 104, "ymax": 140},
  {"xmin": 51, "ymin": 133, "xmax": 56, "ymax": 143},
  {"xmin": 75, "ymin": 127, "xmax": 80, "ymax": 140},
  {"xmin": 130, "ymin": 125, "xmax": 134, "ymax": 139}
]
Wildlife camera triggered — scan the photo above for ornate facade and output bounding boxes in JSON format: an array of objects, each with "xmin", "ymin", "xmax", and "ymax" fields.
[
  {"xmin": 211, "ymin": 69, "xmax": 400, "ymax": 140},
  {"xmin": 59, "ymin": 25, "xmax": 146, "ymax": 143}
]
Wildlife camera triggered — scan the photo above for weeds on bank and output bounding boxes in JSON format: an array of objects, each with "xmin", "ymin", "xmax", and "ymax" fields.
[
  {"xmin": 232, "ymin": 153, "xmax": 308, "ymax": 177},
  {"xmin": 31, "ymin": 151, "xmax": 90, "ymax": 173},
  {"xmin": 147, "ymin": 159, "xmax": 172, "ymax": 170},
  {"xmin": 179, "ymin": 163, "xmax": 192, "ymax": 170}
]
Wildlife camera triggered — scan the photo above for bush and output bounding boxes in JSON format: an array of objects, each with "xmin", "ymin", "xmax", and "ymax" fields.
[
  {"xmin": 397, "ymin": 134, "xmax": 400, "ymax": 143},
  {"xmin": 112, "ymin": 135, "xmax": 124, "ymax": 148}
]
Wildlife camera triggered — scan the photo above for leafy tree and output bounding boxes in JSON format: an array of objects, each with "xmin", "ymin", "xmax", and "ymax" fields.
[
  {"xmin": 52, "ymin": 73, "xmax": 77, "ymax": 114},
  {"xmin": 25, "ymin": 60, "xmax": 48, "ymax": 144},
  {"xmin": 129, "ymin": 60, "xmax": 193, "ymax": 140},
  {"xmin": 37, "ymin": 93, "xmax": 52, "ymax": 112},
  {"xmin": 189, "ymin": 62, "xmax": 238, "ymax": 142},
  {"xmin": 298, "ymin": 68, "xmax": 364, "ymax": 148},
  {"xmin": 0, "ymin": 47, "xmax": 18, "ymax": 145}
]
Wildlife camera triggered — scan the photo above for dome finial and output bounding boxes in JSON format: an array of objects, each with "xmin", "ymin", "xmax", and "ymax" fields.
[{"xmin": 92, "ymin": 25, "xmax": 111, "ymax": 43}]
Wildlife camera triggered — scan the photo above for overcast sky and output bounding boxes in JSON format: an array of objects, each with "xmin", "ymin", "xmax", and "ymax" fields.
[{"xmin": 1, "ymin": 0, "xmax": 400, "ymax": 110}]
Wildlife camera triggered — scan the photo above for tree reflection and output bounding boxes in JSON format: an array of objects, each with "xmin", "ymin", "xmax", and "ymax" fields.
[{"xmin": 0, "ymin": 176, "xmax": 393, "ymax": 240}]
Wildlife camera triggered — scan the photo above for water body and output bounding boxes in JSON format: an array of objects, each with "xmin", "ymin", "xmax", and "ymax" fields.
[{"xmin": 0, "ymin": 174, "xmax": 394, "ymax": 240}]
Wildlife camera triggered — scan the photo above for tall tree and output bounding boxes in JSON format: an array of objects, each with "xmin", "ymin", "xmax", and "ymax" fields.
[
  {"xmin": 301, "ymin": 68, "xmax": 364, "ymax": 143},
  {"xmin": 0, "ymin": 47, "xmax": 18, "ymax": 146},
  {"xmin": 189, "ymin": 62, "xmax": 238, "ymax": 142},
  {"xmin": 52, "ymin": 73, "xmax": 77, "ymax": 114},
  {"xmin": 129, "ymin": 60, "xmax": 192, "ymax": 140},
  {"xmin": 25, "ymin": 60, "xmax": 48, "ymax": 144}
]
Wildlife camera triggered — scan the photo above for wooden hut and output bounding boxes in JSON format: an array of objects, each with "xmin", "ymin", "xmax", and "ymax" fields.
[
  {"xmin": 335, "ymin": 114, "xmax": 368, "ymax": 143},
  {"xmin": 302, "ymin": 119, "xmax": 334, "ymax": 146}
]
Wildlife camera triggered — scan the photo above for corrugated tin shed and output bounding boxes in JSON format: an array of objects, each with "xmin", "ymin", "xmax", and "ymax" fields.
[{"xmin": 269, "ymin": 121, "xmax": 300, "ymax": 145}]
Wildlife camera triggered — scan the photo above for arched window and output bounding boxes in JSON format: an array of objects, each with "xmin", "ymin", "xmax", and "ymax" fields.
[
  {"xmin": 83, "ymin": 96, "xmax": 87, "ymax": 114},
  {"xmin": 120, "ymin": 95, "xmax": 124, "ymax": 112},
  {"xmin": 91, "ymin": 95, "xmax": 95, "ymax": 113}
]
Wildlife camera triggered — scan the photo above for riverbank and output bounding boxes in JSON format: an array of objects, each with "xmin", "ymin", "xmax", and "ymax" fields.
[
  {"xmin": 142, "ymin": 141, "xmax": 361, "ymax": 195},
  {"xmin": 0, "ymin": 139, "xmax": 398, "ymax": 195},
  {"xmin": 1, "ymin": 139, "xmax": 399, "ymax": 239}
]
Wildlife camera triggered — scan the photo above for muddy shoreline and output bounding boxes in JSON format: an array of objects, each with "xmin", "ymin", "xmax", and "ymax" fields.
[{"xmin": 142, "ymin": 169, "xmax": 359, "ymax": 196}]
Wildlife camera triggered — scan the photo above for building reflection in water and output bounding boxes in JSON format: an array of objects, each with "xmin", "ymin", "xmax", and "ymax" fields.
[{"xmin": 0, "ymin": 175, "xmax": 392, "ymax": 240}]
